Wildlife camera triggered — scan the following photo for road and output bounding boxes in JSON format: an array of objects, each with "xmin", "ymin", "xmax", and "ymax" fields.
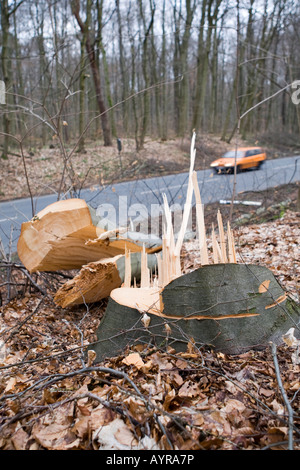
[{"xmin": 0, "ymin": 155, "xmax": 299, "ymax": 254}]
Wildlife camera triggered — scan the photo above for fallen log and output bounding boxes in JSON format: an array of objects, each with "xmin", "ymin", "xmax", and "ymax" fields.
[
  {"xmin": 54, "ymin": 251, "xmax": 158, "ymax": 308},
  {"xmin": 17, "ymin": 198, "xmax": 161, "ymax": 273},
  {"xmin": 89, "ymin": 263, "xmax": 300, "ymax": 359}
]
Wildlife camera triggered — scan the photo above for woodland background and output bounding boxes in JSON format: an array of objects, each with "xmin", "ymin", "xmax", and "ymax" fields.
[
  {"xmin": 0, "ymin": 0, "xmax": 300, "ymax": 452},
  {"xmin": 1, "ymin": 0, "xmax": 300, "ymax": 162}
]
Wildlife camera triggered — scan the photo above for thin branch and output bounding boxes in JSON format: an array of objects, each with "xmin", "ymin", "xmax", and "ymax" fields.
[{"xmin": 270, "ymin": 342, "xmax": 294, "ymax": 450}]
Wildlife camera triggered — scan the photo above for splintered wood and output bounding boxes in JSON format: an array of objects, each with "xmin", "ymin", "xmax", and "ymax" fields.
[{"xmin": 122, "ymin": 133, "xmax": 237, "ymax": 290}]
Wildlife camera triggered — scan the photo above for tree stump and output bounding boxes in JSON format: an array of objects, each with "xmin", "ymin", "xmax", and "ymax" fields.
[{"xmin": 89, "ymin": 263, "xmax": 300, "ymax": 360}]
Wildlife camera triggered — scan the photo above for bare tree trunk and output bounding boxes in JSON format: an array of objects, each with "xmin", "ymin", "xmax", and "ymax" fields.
[
  {"xmin": 78, "ymin": 34, "xmax": 86, "ymax": 152},
  {"xmin": 71, "ymin": 0, "xmax": 112, "ymax": 147},
  {"xmin": 137, "ymin": 0, "xmax": 155, "ymax": 150},
  {"xmin": 173, "ymin": 0, "xmax": 195, "ymax": 137},
  {"xmin": 160, "ymin": 0, "xmax": 168, "ymax": 141},
  {"xmin": 0, "ymin": 0, "xmax": 11, "ymax": 159},
  {"xmin": 116, "ymin": 0, "xmax": 128, "ymax": 133},
  {"xmin": 192, "ymin": 0, "xmax": 222, "ymax": 132},
  {"xmin": 12, "ymin": 2, "xmax": 24, "ymax": 137},
  {"xmin": 96, "ymin": 0, "xmax": 116, "ymax": 138},
  {"xmin": 0, "ymin": 0, "xmax": 25, "ymax": 159}
]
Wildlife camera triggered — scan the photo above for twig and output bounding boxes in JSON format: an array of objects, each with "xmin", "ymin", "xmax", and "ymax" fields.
[
  {"xmin": 19, "ymin": 267, "xmax": 50, "ymax": 299},
  {"xmin": 270, "ymin": 342, "xmax": 294, "ymax": 450}
]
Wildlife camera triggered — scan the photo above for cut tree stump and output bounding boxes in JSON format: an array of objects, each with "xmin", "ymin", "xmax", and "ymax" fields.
[
  {"xmin": 17, "ymin": 198, "xmax": 161, "ymax": 273},
  {"xmin": 89, "ymin": 263, "xmax": 300, "ymax": 360},
  {"xmin": 54, "ymin": 252, "xmax": 158, "ymax": 308}
]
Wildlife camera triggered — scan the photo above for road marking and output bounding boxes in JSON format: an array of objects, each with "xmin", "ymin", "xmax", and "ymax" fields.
[
  {"xmin": 271, "ymin": 164, "xmax": 299, "ymax": 170},
  {"xmin": 140, "ymin": 178, "xmax": 216, "ymax": 195},
  {"xmin": 140, "ymin": 183, "xmax": 187, "ymax": 195},
  {"xmin": 0, "ymin": 216, "xmax": 18, "ymax": 223}
]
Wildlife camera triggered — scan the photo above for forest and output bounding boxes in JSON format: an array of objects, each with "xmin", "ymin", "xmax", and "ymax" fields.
[
  {"xmin": 1, "ymin": 0, "xmax": 300, "ymax": 161},
  {"xmin": 0, "ymin": 0, "xmax": 300, "ymax": 453}
]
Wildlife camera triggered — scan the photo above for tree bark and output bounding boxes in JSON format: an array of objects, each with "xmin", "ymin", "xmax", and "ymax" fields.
[
  {"xmin": 90, "ymin": 264, "xmax": 300, "ymax": 361},
  {"xmin": 78, "ymin": 34, "xmax": 87, "ymax": 152},
  {"xmin": 115, "ymin": 0, "xmax": 128, "ymax": 133},
  {"xmin": 0, "ymin": 0, "xmax": 12, "ymax": 159},
  {"xmin": 71, "ymin": 0, "xmax": 112, "ymax": 146},
  {"xmin": 173, "ymin": 0, "xmax": 195, "ymax": 137},
  {"xmin": 137, "ymin": 0, "xmax": 155, "ymax": 150}
]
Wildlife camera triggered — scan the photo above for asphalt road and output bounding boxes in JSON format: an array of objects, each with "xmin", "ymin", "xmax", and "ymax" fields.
[{"xmin": 0, "ymin": 155, "xmax": 299, "ymax": 255}]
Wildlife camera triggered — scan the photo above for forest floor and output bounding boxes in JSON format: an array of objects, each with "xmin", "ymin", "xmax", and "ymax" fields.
[{"xmin": 0, "ymin": 134, "xmax": 299, "ymax": 451}]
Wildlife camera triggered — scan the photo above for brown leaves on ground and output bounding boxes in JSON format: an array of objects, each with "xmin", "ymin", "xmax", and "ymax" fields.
[
  {"xmin": 0, "ymin": 209, "xmax": 299, "ymax": 450},
  {"xmin": 236, "ymin": 210, "xmax": 300, "ymax": 301},
  {"xmin": 0, "ymin": 294, "xmax": 299, "ymax": 450},
  {"xmin": 185, "ymin": 209, "xmax": 299, "ymax": 302}
]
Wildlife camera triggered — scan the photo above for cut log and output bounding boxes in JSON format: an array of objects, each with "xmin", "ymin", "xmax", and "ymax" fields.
[
  {"xmin": 17, "ymin": 198, "xmax": 161, "ymax": 273},
  {"xmin": 54, "ymin": 252, "xmax": 158, "ymax": 308},
  {"xmin": 89, "ymin": 263, "xmax": 300, "ymax": 360}
]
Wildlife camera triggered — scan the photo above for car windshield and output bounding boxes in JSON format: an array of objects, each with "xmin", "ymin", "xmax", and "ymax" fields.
[{"xmin": 222, "ymin": 150, "xmax": 245, "ymax": 158}]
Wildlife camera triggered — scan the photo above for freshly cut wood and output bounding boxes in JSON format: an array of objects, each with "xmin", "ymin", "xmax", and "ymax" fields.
[
  {"xmin": 89, "ymin": 263, "xmax": 300, "ymax": 360},
  {"xmin": 111, "ymin": 286, "xmax": 162, "ymax": 315},
  {"xmin": 192, "ymin": 171, "xmax": 209, "ymax": 265},
  {"xmin": 54, "ymin": 252, "xmax": 158, "ymax": 308},
  {"xmin": 17, "ymin": 198, "xmax": 161, "ymax": 273}
]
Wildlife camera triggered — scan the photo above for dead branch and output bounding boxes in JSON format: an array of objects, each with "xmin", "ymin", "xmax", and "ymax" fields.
[{"xmin": 270, "ymin": 341, "xmax": 295, "ymax": 450}]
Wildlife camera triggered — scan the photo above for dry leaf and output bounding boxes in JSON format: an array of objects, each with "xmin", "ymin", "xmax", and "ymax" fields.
[
  {"xmin": 122, "ymin": 352, "xmax": 145, "ymax": 369},
  {"xmin": 73, "ymin": 407, "xmax": 114, "ymax": 439},
  {"xmin": 192, "ymin": 413, "xmax": 205, "ymax": 426},
  {"xmin": 141, "ymin": 313, "xmax": 151, "ymax": 328},
  {"xmin": 224, "ymin": 399, "xmax": 246, "ymax": 414},
  {"xmin": 32, "ymin": 422, "xmax": 79, "ymax": 450},
  {"xmin": 163, "ymin": 388, "xmax": 176, "ymax": 410},
  {"xmin": 259, "ymin": 387, "xmax": 274, "ymax": 398},
  {"xmin": 178, "ymin": 381, "xmax": 199, "ymax": 398},
  {"xmin": 224, "ymin": 380, "xmax": 238, "ymax": 394},
  {"xmin": 4, "ymin": 377, "xmax": 17, "ymax": 393},
  {"xmin": 87, "ymin": 349, "xmax": 97, "ymax": 367},
  {"xmin": 282, "ymin": 328, "xmax": 299, "ymax": 347},
  {"xmin": 271, "ymin": 399, "xmax": 284, "ymax": 415},
  {"xmin": 93, "ymin": 418, "xmax": 138, "ymax": 450},
  {"xmin": 164, "ymin": 323, "xmax": 172, "ymax": 336},
  {"xmin": 11, "ymin": 425, "xmax": 29, "ymax": 450}
]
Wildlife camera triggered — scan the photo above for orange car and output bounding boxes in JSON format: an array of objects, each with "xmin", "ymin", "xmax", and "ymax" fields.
[{"xmin": 210, "ymin": 147, "xmax": 266, "ymax": 174}]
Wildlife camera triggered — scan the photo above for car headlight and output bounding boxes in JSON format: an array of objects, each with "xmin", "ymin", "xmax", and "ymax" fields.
[
  {"xmin": 210, "ymin": 162, "xmax": 218, "ymax": 167},
  {"xmin": 224, "ymin": 162, "xmax": 233, "ymax": 167}
]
